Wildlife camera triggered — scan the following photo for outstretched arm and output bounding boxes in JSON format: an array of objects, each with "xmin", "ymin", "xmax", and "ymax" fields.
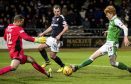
[
  {"xmin": 19, "ymin": 28, "xmax": 46, "ymax": 43},
  {"xmin": 19, "ymin": 29, "xmax": 35, "ymax": 42},
  {"xmin": 115, "ymin": 19, "xmax": 130, "ymax": 46},
  {"xmin": 39, "ymin": 26, "xmax": 52, "ymax": 36},
  {"xmin": 120, "ymin": 25, "xmax": 129, "ymax": 46}
]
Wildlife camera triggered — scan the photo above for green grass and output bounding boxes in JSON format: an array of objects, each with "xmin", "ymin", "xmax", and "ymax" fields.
[{"xmin": 0, "ymin": 49, "xmax": 131, "ymax": 84}]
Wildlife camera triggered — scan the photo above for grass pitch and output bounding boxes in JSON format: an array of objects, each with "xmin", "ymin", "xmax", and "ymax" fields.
[{"xmin": 0, "ymin": 48, "xmax": 131, "ymax": 84}]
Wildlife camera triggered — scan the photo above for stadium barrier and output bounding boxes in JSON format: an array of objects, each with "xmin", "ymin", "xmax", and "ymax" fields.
[
  {"xmin": 1, "ymin": 36, "xmax": 131, "ymax": 49},
  {"xmin": 0, "ymin": 36, "xmax": 106, "ymax": 49},
  {"xmin": 62, "ymin": 36, "xmax": 106, "ymax": 48}
]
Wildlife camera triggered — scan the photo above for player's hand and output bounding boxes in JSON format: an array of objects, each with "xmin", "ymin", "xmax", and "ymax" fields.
[
  {"xmin": 102, "ymin": 31, "xmax": 108, "ymax": 36},
  {"xmin": 56, "ymin": 35, "xmax": 61, "ymax": 41},
  {"xmin": 34, "ymin": 37, "xmax": 46, "ymax": 44},
  {"xmin": 124, "ymin": 36, "xmax": 130, "ymax": 46}
]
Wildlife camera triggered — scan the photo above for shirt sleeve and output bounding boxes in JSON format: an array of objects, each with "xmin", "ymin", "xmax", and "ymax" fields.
[
  {"xmin": 60, "ymin": 15, "xmax": 67, "ymax": 25},
  {"xmin": 114, "ymin": 18, "xmax": 128, "ymax": 36},
  {"xmin": 18, "ymin": 27, "xmax": 35, "ymax": 42},
  {"xmin": 114, "ymin": 18, "xmax": 124, "ymax": 28}
]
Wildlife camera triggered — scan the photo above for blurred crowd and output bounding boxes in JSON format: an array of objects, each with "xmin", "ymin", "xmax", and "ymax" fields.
[{"xmin": 0, "ymin": 0, "xmax": 131, "ymax": 36}]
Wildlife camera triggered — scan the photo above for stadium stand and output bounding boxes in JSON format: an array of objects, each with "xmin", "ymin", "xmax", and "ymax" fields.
[{"xmin": 0, "ymin": 0, "xmax": 130, "ymax": 36}]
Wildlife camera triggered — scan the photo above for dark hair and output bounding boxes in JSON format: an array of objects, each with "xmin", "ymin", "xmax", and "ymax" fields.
[{"xmin": 14, "ymin": 15, "xmax": 25, "ymax": 21}]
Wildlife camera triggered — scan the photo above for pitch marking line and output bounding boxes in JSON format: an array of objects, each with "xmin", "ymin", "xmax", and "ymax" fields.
[
  {"xmin": 90, "ymin": 65, "xmax": 112, "ymax": 68},
  {"xmin": 0, "ymin": 63, "xmax": 112, "ymax": 68}
]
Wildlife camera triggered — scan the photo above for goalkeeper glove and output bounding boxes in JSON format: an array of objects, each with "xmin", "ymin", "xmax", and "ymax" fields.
[{"xmin": 34, "ymin": 37, "xmax": 46, "ymax": 44}]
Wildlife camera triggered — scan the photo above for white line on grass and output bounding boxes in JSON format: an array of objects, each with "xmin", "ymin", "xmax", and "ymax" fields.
[
  {"xmin": 89, "ymin": 65, "xmax": 112, "ymax": 68},
  {"xmin": 0, "ymin": 63, "xmax": 112, "ymax": 68}
]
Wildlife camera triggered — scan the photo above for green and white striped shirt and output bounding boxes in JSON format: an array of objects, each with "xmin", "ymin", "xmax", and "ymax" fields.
[{"xmin": 107, "ymin": 15, "xmax": 125, "ymax": 42}]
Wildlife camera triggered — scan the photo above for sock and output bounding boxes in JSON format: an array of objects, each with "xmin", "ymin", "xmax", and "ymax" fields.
[
  {"xmin": 32, "ymin": 62, "xmax": 47, "ymax": 75},
  {"xmin": 117, "ymin": 62, "xmax": 128, "ymax": 70},
  {"xmin": 53, "ymin": 56, "xmax": 65, "ymax": 67},
  {"xmin": 0, "ymin": 66, "xmax": 12, "ymax": 75},
  {"xmin": 78, "ymin": 59, "xmax": 93, "ymax": 69},
  {"xmin": 39, "ymin": 49, "xmax": 49, "ymax": 62}
]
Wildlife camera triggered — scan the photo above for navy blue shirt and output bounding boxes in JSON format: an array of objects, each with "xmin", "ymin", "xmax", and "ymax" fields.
[{"xmin": 51, "ymin": 15, "xmax": 67, "ymax": 40}]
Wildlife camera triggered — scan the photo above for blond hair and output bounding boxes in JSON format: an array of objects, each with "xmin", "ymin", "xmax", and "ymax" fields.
[
  {"xmin": 53, "ymin": 5, "xmax": 61, "ymax": 10},
  {"xmin": 104, "ymin": 5, "xmax": 116, "ymax": 15}
]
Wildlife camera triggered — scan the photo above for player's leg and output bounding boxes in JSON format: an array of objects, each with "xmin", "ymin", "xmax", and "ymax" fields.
[
  {"xmin": 79, "ymin": 49, "xmax": 103, "ymax": 68},
  {"xmin": 109, "ymin": 55, "xmax": 129, "ymax": 70},
  {"xmin": 47, "ymin": 37, "xmax": 65, "ymax": 72},
  {"xmin": 108, "ymin": 43, "xmax": 131, "ymax": 72},
  {"xmin": 38, "ymin": 44, "xmax": 51, "ymax": 67},
  {"xmin": 50, "ymin": 52, "xmax": 65, "ymax": 72},
  {"xmin": 71, "ymin": 49, "xmax": 103, "ymax": 72},
  {"xmin": 0, "ymin": 59, "xmax": 20, "ymax": 75},
  {"xmin": 71, "ymin": 43, "xmax": 107, "ymax": 72},
  {"xmin": 26, "ymin": 56, "xmax": 52, "ymax": 77},
  {"xmin": 109, "ymin": 55, "xmax": 131, "ymax": 73}
]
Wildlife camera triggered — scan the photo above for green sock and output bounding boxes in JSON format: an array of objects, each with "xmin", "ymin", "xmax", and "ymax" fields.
[
  {"xmin": 117, "ymin": 62, "xmax": 128, "ymax": 70},
  {"xmin": 78, "ymin": 59, "xmax": 93, "ymax": 69}
]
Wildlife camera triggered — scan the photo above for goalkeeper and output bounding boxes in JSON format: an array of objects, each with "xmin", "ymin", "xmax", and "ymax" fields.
[{"xmin": 0, "ymin": 15, "xmax": 52, "ymax": 77}]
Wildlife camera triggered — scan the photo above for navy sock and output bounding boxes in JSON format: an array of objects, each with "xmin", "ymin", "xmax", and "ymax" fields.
[
  {"xmin": 39, "ymin": 49, "xmax": 49, "ymax": 62},
  {"xmin": 53, "ymin": 56, "xmax": 65, "ymax": 67}
]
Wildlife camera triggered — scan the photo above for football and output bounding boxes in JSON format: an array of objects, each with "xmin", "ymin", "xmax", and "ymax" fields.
[{"xmin": 63, "ymin": 66, "xmax": 73, "ymax": 76}]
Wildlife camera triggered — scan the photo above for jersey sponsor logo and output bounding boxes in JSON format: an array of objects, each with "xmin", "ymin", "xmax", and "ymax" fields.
[
  {"xmin": 119, "ymin": 23, "xmax": 123, "ymax": 26},
  {"xmin": 57, "ymin": 18, "xmax": 59, "ymax": 21},
  {"xmin": 51, "ymin": 24, "xmax": 58, "ymax": 27}
]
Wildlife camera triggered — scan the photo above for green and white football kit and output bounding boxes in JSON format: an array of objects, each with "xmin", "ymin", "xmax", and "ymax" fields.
[{"xmin": 99, "ymin": 15, "xmax": 122, "ymax": 56}]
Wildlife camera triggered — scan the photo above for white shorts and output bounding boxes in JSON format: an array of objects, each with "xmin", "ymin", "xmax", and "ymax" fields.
[
  {"xmin": 46, "ymin": 37, "xmax": 61, "ymax": 52},
  {"xmin": 99, "ymin": 41, "xmax": 119, "ymax": 56}
]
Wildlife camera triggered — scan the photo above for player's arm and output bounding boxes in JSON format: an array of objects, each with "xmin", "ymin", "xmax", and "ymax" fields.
[
  {"xmin": 56, "ymin": 18, "xmax": 68, "ymax": 40},
  {"xmin": 19, "ymin": 28, "xmax": 46, "ymax": 43},
  {"xmin": 39, "ymin": 26, "xmax": 52, "ymax": 36},
  {"xmin": 57, "ymin": 22, "xmax": 68, "ymax": 38},
  {"xmin": 115, "ymin": 19, "xmax": 130, "ymax": 46},
  {"xmin": 19, "ymin": 28, "xmax": 35, "ymax": 42}
]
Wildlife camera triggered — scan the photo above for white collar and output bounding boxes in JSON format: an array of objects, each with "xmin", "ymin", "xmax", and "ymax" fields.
[{"xmin": 111, "ymin": 15, "xmax": 117, "ymax": 20}]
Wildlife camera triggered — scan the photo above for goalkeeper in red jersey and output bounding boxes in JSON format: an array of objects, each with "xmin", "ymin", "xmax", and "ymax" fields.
[{"xmin": 0, "ymin": 15, "xmax": 52, "ymax": 77}]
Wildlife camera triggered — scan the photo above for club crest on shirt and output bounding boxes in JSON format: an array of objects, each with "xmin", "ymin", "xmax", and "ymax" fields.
[
  {"xmin": 7, "ymin": 26, "xmax": 13, "ymax": 32},
  {"xmin": 51, "ymin": 24, "xmax": 58, "ymax": 26},
  {"xmin": 57, "ymin": 18, "xmax": 59, "ymax": 21}
]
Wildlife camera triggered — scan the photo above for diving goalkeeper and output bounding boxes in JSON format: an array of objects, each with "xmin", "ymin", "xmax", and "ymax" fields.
[{"xmin": 0, "ymin": 15, "xmax": 52, "ymax": 77}]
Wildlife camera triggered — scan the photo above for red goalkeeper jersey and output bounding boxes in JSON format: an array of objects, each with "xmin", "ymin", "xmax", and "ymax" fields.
[{"xmin": 4, "ymin": 24, "xmax": 35, "ymax": 50}]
